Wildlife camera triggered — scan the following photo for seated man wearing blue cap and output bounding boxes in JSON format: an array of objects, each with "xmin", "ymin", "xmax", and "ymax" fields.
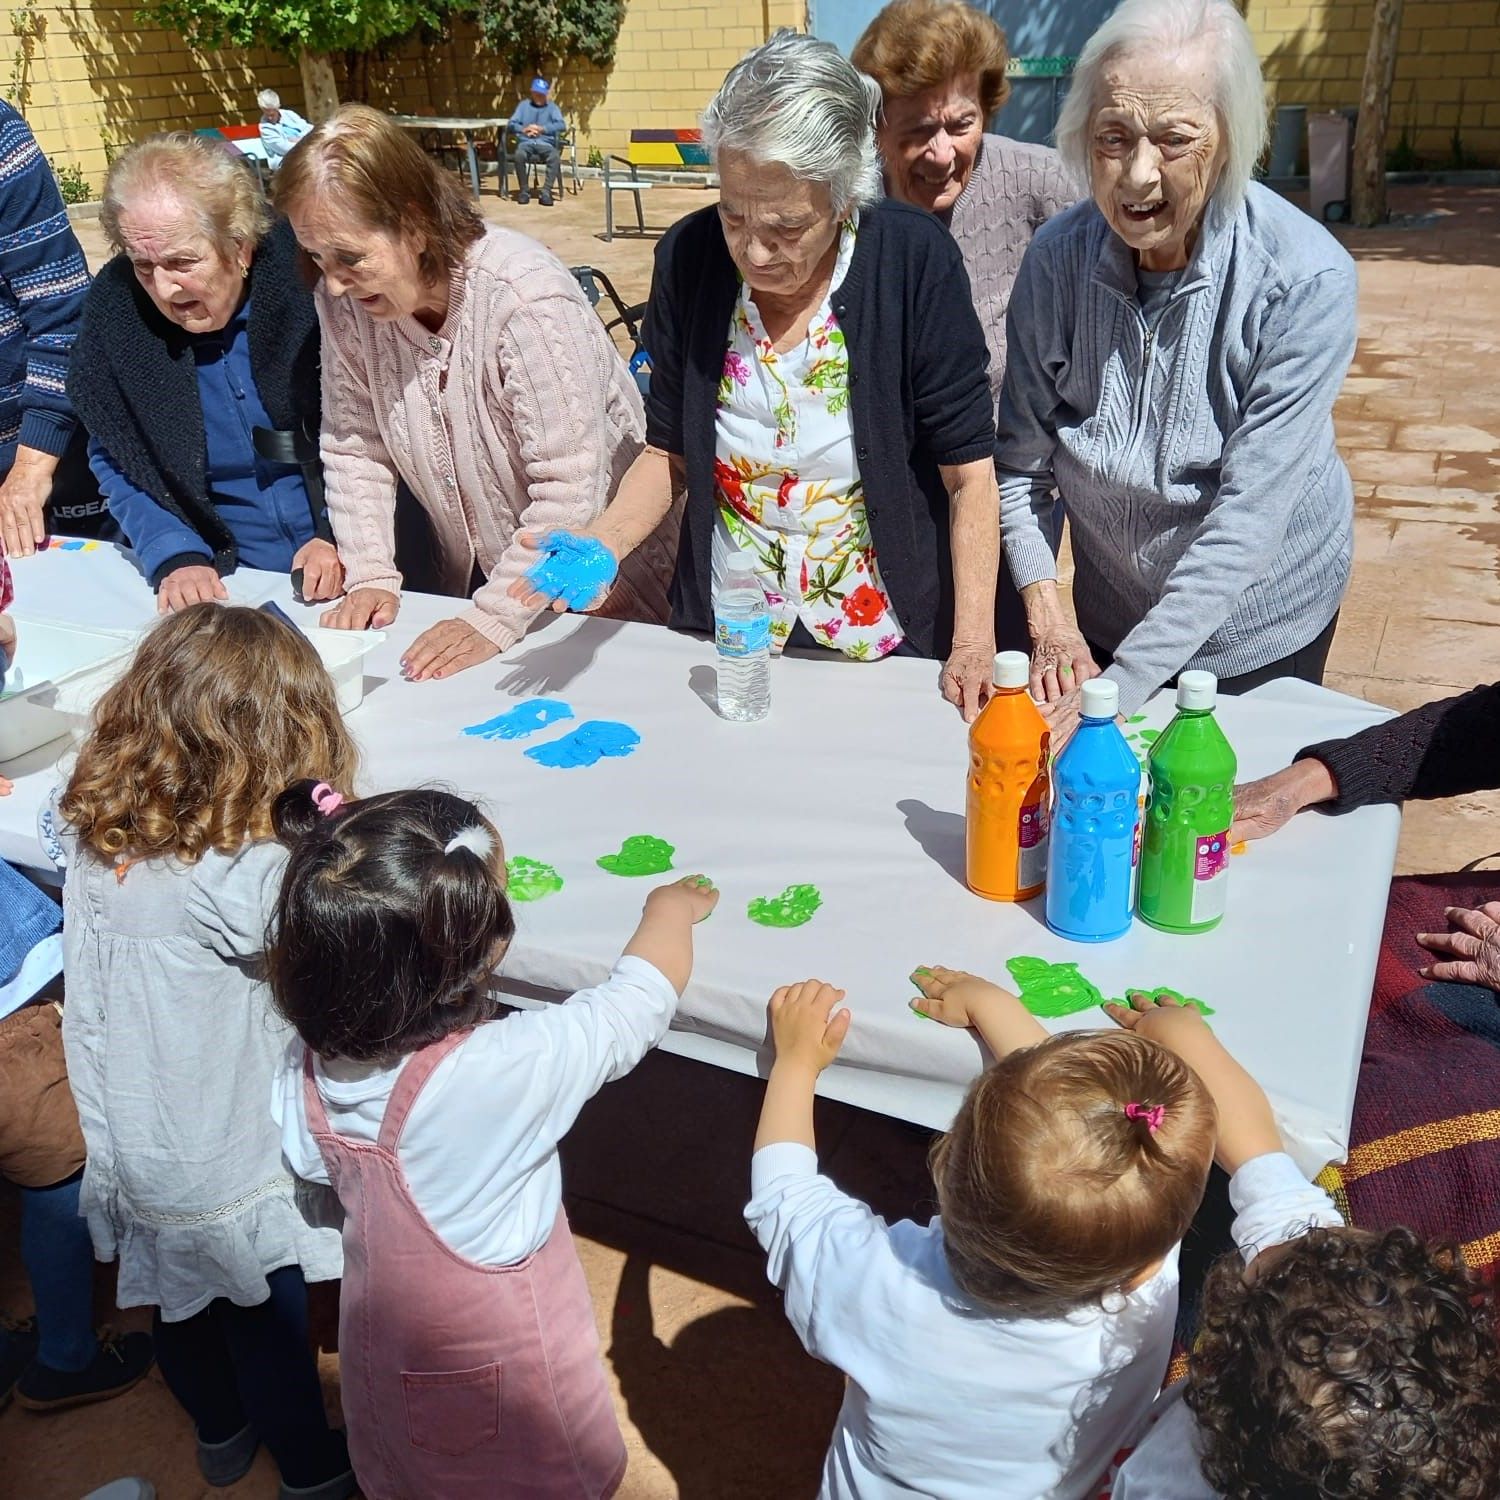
[{"xmin": 508, "ymin": 78, "xmax": 566, "ymax": 205}]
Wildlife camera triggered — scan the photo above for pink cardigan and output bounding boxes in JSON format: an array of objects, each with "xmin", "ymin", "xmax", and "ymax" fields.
[{"xmin": 317, "ymin": 225, "xmax": 678, "ymax": 650}]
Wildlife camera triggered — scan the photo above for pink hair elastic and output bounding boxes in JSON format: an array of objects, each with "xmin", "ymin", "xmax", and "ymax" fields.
[
  {"xmin": 1124, "ymin": 1101, "xmax": 1166, "ymax": 1134},
  {"xmin": 311, "ymin": 782, "xmax": 345, "ymax": 817}
]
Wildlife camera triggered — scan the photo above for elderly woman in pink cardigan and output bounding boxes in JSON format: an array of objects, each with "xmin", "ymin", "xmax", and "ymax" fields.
[{"xmin": 274, "ymin": 105, "xmax": 676, "ymax": 680}]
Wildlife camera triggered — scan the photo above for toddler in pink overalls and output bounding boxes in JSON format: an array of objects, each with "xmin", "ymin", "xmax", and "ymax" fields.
[{"xmin": 266, "ymin": 780, "xmax": 718, "ymax": 1499}]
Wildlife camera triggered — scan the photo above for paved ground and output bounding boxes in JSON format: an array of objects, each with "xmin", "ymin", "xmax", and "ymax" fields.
[{"xmin": 7, "ymin": 178, "xmax": 1496, "ymax": 1498}]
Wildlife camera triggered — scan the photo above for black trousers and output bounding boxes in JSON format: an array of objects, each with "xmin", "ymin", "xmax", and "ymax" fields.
[
  {"xmin": 1087, "ymin": 610, "xmax": 1341, "ymax": 695},
  {"xmin": 42, "ymin": 426, "xmax": 119, "ymax": 542}
]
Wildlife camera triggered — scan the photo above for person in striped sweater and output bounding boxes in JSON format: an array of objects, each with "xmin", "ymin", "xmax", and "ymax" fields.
[{"xmin": 0, "ymin": 100, "xmax": 94, "ymax": 559}]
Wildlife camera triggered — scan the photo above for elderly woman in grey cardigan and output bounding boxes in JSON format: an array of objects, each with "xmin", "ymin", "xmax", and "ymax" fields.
[{"xmin": 998, "ymin": 0, "xmax": 1357, "ymax": 737}]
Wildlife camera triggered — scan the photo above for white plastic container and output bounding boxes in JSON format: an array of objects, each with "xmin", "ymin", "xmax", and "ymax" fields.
[
  {"xmin": 0, "ymin": 619, "xmax": 138, "ymax": 761},
  {"xmin": 303, "ymin": 626, "xmax": 385, "ymax": 713}
]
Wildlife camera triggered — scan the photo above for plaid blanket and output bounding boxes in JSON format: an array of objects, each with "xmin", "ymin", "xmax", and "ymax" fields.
[{"xmin": 1316, "ymin": 871, "xmax": 1500, "ymax": 1271}]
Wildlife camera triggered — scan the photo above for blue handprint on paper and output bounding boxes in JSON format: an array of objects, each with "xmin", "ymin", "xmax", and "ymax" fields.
[
  {"xmin": 524, "ymin": 720, "xmax": 640, "ymax": 769},
  {"xmin": 524, "ymin": 531, "xmax": 619, "ymax": 610},
  {"xmin": 462, "ymin": 699, "xmax": 575, "ymax": 741}
]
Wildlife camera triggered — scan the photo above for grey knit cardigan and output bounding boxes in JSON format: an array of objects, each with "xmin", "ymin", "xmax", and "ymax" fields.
[{"xmin": 997, "ymin": 182, "xmax": 1358, "ymax": 715}]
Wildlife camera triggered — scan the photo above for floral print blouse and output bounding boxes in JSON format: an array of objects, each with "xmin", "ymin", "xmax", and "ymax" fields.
[{"xmin": 712, "ymin": 217, "xmax": 905, "ymax": 659}]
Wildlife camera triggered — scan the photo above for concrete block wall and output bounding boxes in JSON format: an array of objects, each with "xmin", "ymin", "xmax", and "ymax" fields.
[
  {"xmin": 0, "ymin": 0, "xmax": 803, "ymax": 194},
  {"xmin": 1246, "ymin": 0, "xmax": 1500, "ymax": 165}
]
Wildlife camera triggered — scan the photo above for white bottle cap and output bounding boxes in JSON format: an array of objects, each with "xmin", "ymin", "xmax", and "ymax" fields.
[
  {"xmin": 726, "ymin": 548, "xmax": 756, "ymax": 571},
  {"xmin": 1176, "ymin": 671, "xmax": 1218, "ymax": 710},
  {"xmin": 1080, "ymin": 678, "xmax": 1119, "ymax": 719},
  {"xmin": 992, "ymin": 651, "xmax": 1030, "ymax": 689}
]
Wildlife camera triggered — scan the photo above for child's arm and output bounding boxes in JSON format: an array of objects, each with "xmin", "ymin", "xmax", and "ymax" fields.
[
  {"xmin": 754, "ymin": 980, "xmax": 851, "ymax": 1154},
  {"xmin": 1106, "ymin": 994, "xmax": 1343, "ymax": 1266},
  {"xmin": 909, "ymin": 965, "xmax": 1048, "ymax": 1058},
  {"xmin": 1103, "ymin": 991, "xmax": 1282, "ymax": 1174},
  {"xmin": 621, "ymin": 874, "xmax": 718, "ymax": 995}
]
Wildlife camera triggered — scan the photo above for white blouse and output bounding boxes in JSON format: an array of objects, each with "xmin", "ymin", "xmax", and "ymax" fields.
[{"xmin": 711, "ymin": 216, "xmax": 905, "ymax": 659}]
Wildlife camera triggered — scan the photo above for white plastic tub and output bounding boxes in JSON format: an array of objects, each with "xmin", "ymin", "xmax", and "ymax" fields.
[
  {"xmin": 0, "ymin": 619, "xmax": 138, "ymax": 762},
  {"xmin": 303, "ymin": 626, "xmax": 385, "ymax": 713}
]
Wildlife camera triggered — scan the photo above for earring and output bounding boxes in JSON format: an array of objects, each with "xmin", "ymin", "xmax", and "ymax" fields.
[{"xmin": 241, "ymin": 262, "xmax": 250, "ymax": 280}]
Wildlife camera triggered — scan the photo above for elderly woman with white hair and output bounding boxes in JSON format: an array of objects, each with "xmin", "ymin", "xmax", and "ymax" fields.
[
  {"xmin": 516, "ymin": 29, "xmax": 1006, "ymax": 718},
  {"xmin": 257, "ymin": 89, "xmax": 312, "ymax": 169},
  {"xmin": 68, "ymin": 133, "xmax": 340, "ymax": 612},
  {"xmin": 999, "ymin": 0, "xmax": 1358, "ymax": 740}
]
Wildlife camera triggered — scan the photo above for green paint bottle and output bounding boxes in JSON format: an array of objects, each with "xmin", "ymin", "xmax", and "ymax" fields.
[{"xmin": 1137, "ymin": 672, "xmax": 1237, "ymax": 934}]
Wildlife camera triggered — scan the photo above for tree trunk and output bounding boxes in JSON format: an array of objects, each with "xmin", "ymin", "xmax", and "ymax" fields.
[
  {"xmin": 298, "ymin": 50, "xmax": 340, "ymax": 124},
  {"xmin": 1350, "ymin": 0, "xmax": 1405, "ymax": 227}
]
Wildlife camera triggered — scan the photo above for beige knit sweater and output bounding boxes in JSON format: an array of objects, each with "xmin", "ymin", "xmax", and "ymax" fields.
[
  {"xmin": 318, "ymin": 225, "xmax": 678, "ymax": 651},
  {"xmin": 946, "ymin": 135, "xmax": 1078, "ymax": 405}
]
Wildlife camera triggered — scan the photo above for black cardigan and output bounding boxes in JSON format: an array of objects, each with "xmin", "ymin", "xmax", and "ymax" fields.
[
  {"xmin": 67, "ymin": 217, "xmax": 326, "ymax": 585},
  {"xmin": 642, "ymin": 198, "xmax": 996, "ymax": 659},
  {"xmin": 1299, "ymin": 681, "xmax": 1500, "ymax": 811}
]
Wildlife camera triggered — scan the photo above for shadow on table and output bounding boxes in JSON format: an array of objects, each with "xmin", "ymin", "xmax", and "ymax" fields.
[
  {"xmin": 495, "ymin": 619, "xmax": 625, "ymax": 696},
  {"xmin": 897, "ymin": 798, "xmax": 1051, "ymax": 928},
  {"xmin": 898, "ymin": 798, "xmax": 968, "ymax": 889},
  {"xmin": 608, "ymin": 1252, "xmax": 842, "ymax": 1499},
  {"xmin": 687, "ymin": 664, "xmax": 720, "ymax": 716}
]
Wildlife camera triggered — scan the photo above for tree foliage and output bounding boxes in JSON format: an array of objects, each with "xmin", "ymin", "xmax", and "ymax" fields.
[
  {"xmin": 137, "ymin": 0, "xmax": 445, "ymax": 59},
  {"xmin": 469, "ymin": 0, "xmax": 626, "ymax": 74}
]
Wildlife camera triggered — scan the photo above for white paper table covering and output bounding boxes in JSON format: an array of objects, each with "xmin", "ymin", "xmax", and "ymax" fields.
[{"xmin": 0, "ymin": 544, "xmax": 1400, "ymax": 1175}]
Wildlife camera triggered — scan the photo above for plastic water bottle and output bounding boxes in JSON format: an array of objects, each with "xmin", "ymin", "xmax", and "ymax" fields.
[
  {"xmin": 714, "ymin": 550, "xmax": 771, "ymax": 722},
  {"xmin": 1045, "ymin": 678, "xmax": 1141, "ymax": 943},
  {"xmin": 966, "ymin": 651, "xmax": 1050, "ymax": 901},
  {"xmin": 1137, "ymin": 671, "xmax": 1238, "ymax": 934}
]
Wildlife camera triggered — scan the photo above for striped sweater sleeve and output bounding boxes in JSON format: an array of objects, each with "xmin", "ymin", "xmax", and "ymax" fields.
[{"xmin": 0, "ymin": 104, "xmax": 88, "ymax": 459}]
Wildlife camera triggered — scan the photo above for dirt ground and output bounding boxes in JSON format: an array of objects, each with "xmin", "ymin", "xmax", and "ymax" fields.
[{"xmin": 4, "ymin": 175, "xmax": 1498, "ymax": 1498}]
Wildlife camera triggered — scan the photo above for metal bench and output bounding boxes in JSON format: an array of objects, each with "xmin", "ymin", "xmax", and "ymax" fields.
[{"xmin": 603, "ymin": 127, "xmax": 715, "ymax": 240}]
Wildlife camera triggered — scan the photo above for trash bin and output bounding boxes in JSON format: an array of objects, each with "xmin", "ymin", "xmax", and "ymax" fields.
[
  {"xmin": 1269, "ymin": 105, "xmax": 1306, "ymax": 177},
  {"xmin": 1308, "ymin": 109, "xmax": 1353, "ymax": 222}
]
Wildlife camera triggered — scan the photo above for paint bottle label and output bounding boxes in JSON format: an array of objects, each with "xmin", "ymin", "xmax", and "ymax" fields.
[
  {"xmin": 1018, "ymin": 800, "xmax": 1049, "ymax": 890},
  {"xmin": 1190, "ymin": 829, "xmax": 1231, "ymax": 923}
]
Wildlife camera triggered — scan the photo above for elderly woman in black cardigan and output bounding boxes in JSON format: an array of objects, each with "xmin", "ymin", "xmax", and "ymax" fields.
[
  {"xmin": 515, "ymin": 30, "xmax": 1005, "ymax": 718},
  {"xmin": 68, "ymin": 133, "xmax": 338, "ymax": 613}
]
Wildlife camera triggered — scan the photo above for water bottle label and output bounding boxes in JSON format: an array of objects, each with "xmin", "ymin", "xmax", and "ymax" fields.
[
  {"xmin": 715, "ymin": 614, "xmax": 770, "ymax": 658},
  {"xmin": 1191, "ymin": 828, "xmax": 1231, "ymax": 923},
  {"xmin": 1018, "ymin": 801, "xmax": 1048, "ymax": 889}
]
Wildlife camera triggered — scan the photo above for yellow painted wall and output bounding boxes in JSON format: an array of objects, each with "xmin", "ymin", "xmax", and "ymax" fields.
[
  {"xmin": 1246, "ymin": 0, "xmax": 1500, "ymax": 165},
  {"xmin": 0, "ymin": 0, "xmax": 804, "ymax": 195}
]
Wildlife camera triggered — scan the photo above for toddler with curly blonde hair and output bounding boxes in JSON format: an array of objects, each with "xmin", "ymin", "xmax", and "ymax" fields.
[{"xmin": 50, "ymin": 603, "xmax": 359, "ymax": 1497}]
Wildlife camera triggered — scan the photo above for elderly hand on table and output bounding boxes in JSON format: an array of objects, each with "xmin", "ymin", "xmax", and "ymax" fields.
[
  {"xmin": 401, "ymin": 619, "xmax": 501, "ymax": 682},
  {"xmin": 292, "ymin": 539, "xmax": 344, "ymax": 602},
  {"xmin": 1417, "ymin": 904, "xmax": 1500, "ymax": 991}
]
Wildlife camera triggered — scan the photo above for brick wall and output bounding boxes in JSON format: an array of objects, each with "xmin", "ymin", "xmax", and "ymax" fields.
[
  {"xmin": 1246, "ymin": 0, "xmax": 1500, "ymax": 167},
  {"xmin": 0, "ymin": 0, "xmax": 804, "ymax": 195}
]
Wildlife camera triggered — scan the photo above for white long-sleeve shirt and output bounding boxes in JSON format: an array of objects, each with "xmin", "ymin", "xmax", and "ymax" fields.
[
  {"xmin": 745, "ymin": 1141, "xmax": 1182, "ymax": 1500},
  {"xmin": 1109, "ymin": 1152, "xmax": 1345, "ymax": 1499},
  {"xmin": 274, "ymin": 955, "xmax": 676, "ymax": 1266}
]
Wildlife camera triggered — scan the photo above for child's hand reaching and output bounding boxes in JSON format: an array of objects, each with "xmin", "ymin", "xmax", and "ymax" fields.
[
  {"xmin": 909, "ymin": 965, "xmax": 1047, "ymax": 1056},
  {"xmin": 769, "ymin": 980, "xmax": 851, "ymax": 1074},
  {"xmin": 1102, "ymin": 988, "xmax": 1213, "ymax": 1049},
  {"xmin": 623, "ymin": 875, "xmax": 718, "ymax": 996},
  {"xmin": 755, "ymin": 980, "xmax": 850, "ymax": 1153},
  {"xmin": 1105, "ymin": 990, "xmax": 1282, "ymax": 1174},
  {"xmin": 645, "ymin": 874, "xmax": 719, "ymax": 925}
]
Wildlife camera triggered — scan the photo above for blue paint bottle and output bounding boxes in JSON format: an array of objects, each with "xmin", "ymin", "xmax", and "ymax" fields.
[{"xmin": 1045, "ymin": 678, "xmax": 1141, "ymax": 943}]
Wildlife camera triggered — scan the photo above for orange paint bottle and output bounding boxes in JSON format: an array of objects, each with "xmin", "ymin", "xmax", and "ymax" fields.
[{"xmin": 966, "ymin": 652, "xmax": 1051, "ymax": 901}]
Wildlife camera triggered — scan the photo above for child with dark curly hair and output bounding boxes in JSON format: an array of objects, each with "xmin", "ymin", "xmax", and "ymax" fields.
[{"xmin": 1106, "ymin": 993, "xmax": 1500, "ymax": 1500}]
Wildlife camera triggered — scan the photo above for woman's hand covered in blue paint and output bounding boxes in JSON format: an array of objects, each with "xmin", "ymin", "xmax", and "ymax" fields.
[{"xmin": 509, "ymin": 528, "xmax": 620, "ymax": 614}]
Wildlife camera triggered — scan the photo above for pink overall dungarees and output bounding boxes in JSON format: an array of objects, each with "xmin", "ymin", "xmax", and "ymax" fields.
[{"xmin": 303, "ymin": 1035, "xmax": 627, "ymax": 1499}]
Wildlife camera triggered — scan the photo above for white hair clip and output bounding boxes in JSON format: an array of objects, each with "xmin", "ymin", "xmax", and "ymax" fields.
[{"xmin": 444, "ymin": 826, "xmax": 494, "ymax": 860}]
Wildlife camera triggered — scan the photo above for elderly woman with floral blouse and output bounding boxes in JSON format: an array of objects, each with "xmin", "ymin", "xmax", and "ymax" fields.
[{"xmin": 515, "ymin": 30, "xmax": 1005, "ymax": 719}]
